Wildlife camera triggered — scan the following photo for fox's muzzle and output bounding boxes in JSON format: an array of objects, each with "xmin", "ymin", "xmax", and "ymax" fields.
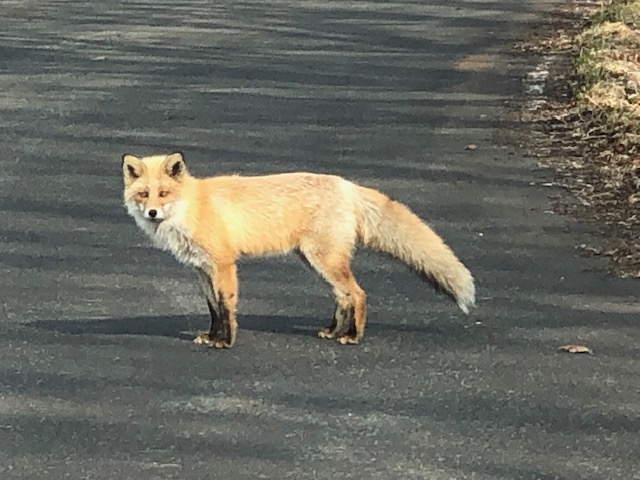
[{"xmin": 143, "ymin": 207, "xmax": 165, "ymax": 221}]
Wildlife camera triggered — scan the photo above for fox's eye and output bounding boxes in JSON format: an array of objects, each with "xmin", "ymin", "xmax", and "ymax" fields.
[
  {"xmin": 138, "ymin": 191, "xmax": 149, "ymax": 198},
  {"xmin": 159, "ymin": 190, "xmax": 170, "ymax": 198}
]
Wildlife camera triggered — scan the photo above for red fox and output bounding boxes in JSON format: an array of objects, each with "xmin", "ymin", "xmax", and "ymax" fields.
[{"xmin": 122, "ymin": 152, "xmax": 475, "ymax": 349}]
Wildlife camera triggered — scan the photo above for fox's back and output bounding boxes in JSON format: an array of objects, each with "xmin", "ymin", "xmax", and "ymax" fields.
[
  {"xmin": 195, "ymin": 172, "xmax": 358, "ymax": 256},
  {"xmin": 204, "ymin": 172, "xmax": 345, "ymax": 209}
]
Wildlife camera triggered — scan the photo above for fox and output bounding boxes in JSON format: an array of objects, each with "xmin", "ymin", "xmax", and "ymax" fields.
[{"xmin": 121, "ymin": 152, "xmax": 475, "ymax": 349}]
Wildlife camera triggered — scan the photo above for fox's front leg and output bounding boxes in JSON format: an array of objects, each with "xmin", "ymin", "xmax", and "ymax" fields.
[
  {"xmin": 194, "ymin": 268, "xmax": 222, "ymax": 343},
  {"xmin": 214, "ymin": 262, "xmax": 239, "ymax": 348},
  {"xmin": 318, "ymin": 295, "xmax": 352, "ymax": 339},
  {"xmin": 193, "ymin": 264, "xmax": 238, "ymax": 349}
]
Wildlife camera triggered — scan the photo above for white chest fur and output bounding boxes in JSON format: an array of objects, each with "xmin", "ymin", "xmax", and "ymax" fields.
[
  {"xmin": 154, "ymin": 221, "xmax": 210, "ymax": 268},
  {"xmin": 126, "ymin": 201, "xmax": 210, "ymax": 269}
]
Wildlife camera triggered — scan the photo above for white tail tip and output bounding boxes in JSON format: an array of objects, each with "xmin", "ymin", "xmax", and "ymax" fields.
[{"xmin": 456, "ymin": 281, "xmax": 476, "ymax": 314}]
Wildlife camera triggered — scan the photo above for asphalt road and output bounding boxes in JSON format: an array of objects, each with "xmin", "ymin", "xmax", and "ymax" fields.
[{"xmin": 1, "ymin": 1, "xmax": 639, "ymax": 479}]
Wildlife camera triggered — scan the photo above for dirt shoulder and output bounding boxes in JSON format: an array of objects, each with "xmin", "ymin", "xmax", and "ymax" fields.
[{"xmin": 520, "ymin": 0, "xmax": 640, "ymax": 278}]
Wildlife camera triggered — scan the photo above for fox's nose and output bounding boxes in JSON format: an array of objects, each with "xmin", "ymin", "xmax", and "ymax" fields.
[{"xmin": 148, "ymin": 209, "xmax": 157, "ymax": 219}]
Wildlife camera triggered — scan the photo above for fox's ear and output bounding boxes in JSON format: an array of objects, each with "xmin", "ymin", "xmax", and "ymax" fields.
[
  {"xmin": 164, "ymin": 152, "xmax": 187, "ymax": 179},
  {"xmin": 122, "ymin": 154, "xmax": 143, "ymax": 184}
]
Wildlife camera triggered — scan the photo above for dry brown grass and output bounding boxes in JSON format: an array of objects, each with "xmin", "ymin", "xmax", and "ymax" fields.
[
  {"xmin": 522, "ymin": 0, "xmax": 640, "ymax": 277},
  {"xmin": 574, "ymin": 2, "xmax": 640, "ymax": 276},
  {"xmin": 577, "ymin": 2, "xmax": 640, "ymax": 184}
]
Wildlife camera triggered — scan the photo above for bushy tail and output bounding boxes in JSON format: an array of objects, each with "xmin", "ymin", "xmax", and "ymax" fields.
[{"xmin": 355, "ymin": 186, "xmax": 475, "ymax": 313}]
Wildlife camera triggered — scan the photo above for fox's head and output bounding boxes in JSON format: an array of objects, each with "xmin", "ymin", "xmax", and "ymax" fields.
[{"xmin": 122, "ymin": 152, "xmax": 188, "ymax": 223}]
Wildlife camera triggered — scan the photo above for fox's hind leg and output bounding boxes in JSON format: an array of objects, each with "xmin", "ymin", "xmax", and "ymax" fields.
[{"xmin": 298, "ymin": 245, "xmax": 367, "ymax": 345}]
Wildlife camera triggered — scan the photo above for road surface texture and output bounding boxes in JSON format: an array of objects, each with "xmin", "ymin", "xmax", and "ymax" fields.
[{"xmin": 1, "ymin": 1, "xmax": 639, "ymax": 479}]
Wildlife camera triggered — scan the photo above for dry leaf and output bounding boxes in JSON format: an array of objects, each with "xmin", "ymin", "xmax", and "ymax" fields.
[{"xmin": 559, "ymin": 344, "xmax": 594, "ymax": 355}]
